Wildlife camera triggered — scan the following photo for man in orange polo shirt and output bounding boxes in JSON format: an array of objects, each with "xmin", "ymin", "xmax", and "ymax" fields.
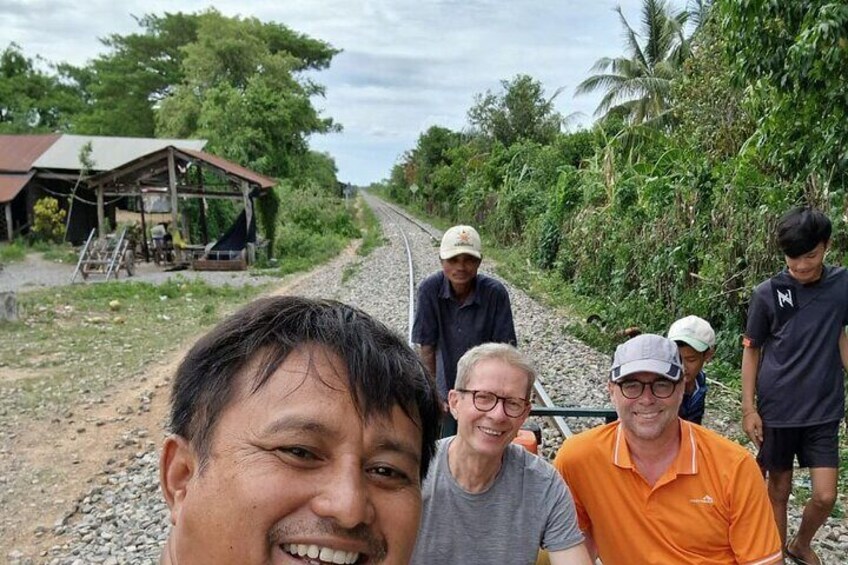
[{"xmin": 554, "ymin": 334, "xmax": 782, "ymax": 564}]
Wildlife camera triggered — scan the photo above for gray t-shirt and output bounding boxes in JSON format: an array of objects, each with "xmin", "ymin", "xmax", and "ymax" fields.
[
  {"xmin": 411, "ymin": 438, "xmax": 583, "ymax": 564},
  {"xmin": 745, "ymin": 265, "xmax": 848, "ymax": 426}
]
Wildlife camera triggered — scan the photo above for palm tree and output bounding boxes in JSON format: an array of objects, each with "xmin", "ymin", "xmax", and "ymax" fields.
[{"xmin": 576, "ymin": 0, "xmax": 690, "ymax": 127}]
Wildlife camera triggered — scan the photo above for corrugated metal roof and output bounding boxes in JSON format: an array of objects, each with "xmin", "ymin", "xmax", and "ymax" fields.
[
  {"xmin": 0, "ymin": 134, "xmax": 61, "ymax": 173},
  {"xmin": 0, "ymin": 172, "xmax": 35, "ymax": 203},
  {"xmin": 180, "ymin": 148, "xmax": 277, "ymax": 189},
  {"xmin": 33, "ymin": 134, "xmax": 207, "ymax": 171}
]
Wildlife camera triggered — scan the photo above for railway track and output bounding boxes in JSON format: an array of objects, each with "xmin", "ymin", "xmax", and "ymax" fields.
[{"xmin": 363, "ymin": 192, "xmax": 597, "ymax": 440}]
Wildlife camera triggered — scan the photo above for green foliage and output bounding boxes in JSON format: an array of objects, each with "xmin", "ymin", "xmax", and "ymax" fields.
[
  {"xmin": 59, "ymin": 13, "xmax": 199, "ymax": 136},
  {"xmin": 467, "ymin": 74, "xmax": 562, "ymax": 146},
  {"xmin": 0, "ymin": 240, "xmax": 27, "ymax": 263},
  {"xmin": 355, "ymin": 195, "xmax": 383, "ymax": 257},
  {"xmin": 155, "ymin": 9, "xmax": 339, "ymax": 179},
  {"xmin": 672, "ymin": 16, "xmax": 754, "ymax": 162},
  {"xmin": 271, "ymin": 183, "xmax": 359, "ymax": 274},
  {"xmin": 299, "ymin": 151, "xmax": 340, "ymax": 194},
  {"xmin": 255, "ymin": 185, "xmax": 282, "ymax": 257},
  {"xmin": 180, "ymin": 197, "xmax": 239, "ymax": 245},
  {"xmin": 32, "ymin": 197, "xmax": 67, "ymax": 243},
  {"xmin": 0, "ymin": 43, "xmax": 82, "ymax": 132},
  {"xmin": 34, "ymin": 241, "xmax": 78, "ymax": 263},
  {"xmin": 718, "ymin": 0, "xmax": 848, "ymax": 185}
]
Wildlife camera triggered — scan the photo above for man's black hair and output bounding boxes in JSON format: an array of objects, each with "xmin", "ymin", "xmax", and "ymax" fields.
[
  {"xmin": 776, "ymin": 206, "xmax": 832, "ymax": 258},
  {"xmin": 168, "ymin": 296, "xmax": 441, "ymax": 480}
]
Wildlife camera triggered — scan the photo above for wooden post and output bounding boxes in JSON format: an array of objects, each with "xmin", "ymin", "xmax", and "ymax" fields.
[
  {"xmin": 242, "ymin": 180, "xmax": 252, "ymax": 237},
  {"xmin": 198, "ymin": 164, "xmax": 209, "ymax": 245},
  {"xmin": 242, "ymin": 180, "xmax": 254, "ymax": 265},
  {"xmin": 4, "ymin": 202, "xmax": 12, "ymax": 241},
  {"xmin": 167, "ymin": 148, "xmax": 179, "ymax": 231},
  {"xmin": 96, "ymin": 185, "xmax": 105, "ymax": 236},
  {"xmin": 139, "ymin": 192, "xmax": 150, "ymax": 262}
]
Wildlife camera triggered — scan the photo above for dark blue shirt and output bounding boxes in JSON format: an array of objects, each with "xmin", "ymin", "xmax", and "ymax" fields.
[
  {"xmin": 745, "ymin": 265, "xmax": 848, "ymax": 426},
  {"xmin": 412, "ymin": 272, "xmax": 517, "ymax": 398},
  {"xmin": 678, "ymin": 371, "xmax": 708, "ymax": 425}
]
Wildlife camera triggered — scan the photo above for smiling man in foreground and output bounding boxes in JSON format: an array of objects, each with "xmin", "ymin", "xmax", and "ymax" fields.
[
  {"xmin": 554, "ymin": 334, "xmax": 783, "ymax": 564},
  {"xmin": 158, "ymin": 296, "xmax": 441, "ymax": 564}
]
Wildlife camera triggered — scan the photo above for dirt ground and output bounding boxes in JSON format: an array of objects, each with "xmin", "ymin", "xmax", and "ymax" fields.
[{"xmin": 1, "ymin": 245, "xmax": 360, "ymax": 560}]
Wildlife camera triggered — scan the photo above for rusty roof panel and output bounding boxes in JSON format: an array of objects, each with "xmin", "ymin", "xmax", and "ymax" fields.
[
  {"xmin": 0, "ymin": 134, "xmax": 61, "ymax": 173},
  {"xmin": 179, "ymin": 148, "xmax": 277, "ymax": 189},
  {"xmin": 0, "ymin": 172, "xmax": 35, "ymax": 203}
]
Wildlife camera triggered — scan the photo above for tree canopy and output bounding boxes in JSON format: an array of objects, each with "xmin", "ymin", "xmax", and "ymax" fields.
[
  {"xmin": 0, "ymin": 43, "xmax": 81, "ymax": 133},
  {"xmin": 53, "ymin": 9, "xmax": 341, "ymax": 179},
  {"xmin": 467, "ymin": 74, "xmax": 563, "ymax": 146}
]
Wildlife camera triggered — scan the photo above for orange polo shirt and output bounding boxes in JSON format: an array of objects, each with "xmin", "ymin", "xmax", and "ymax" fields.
[{"xmin": 553, "ymin": 420, "xmax": 782, "ymax": 565}]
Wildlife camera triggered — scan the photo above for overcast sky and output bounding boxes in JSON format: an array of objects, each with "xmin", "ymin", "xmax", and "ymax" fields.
[{"xmin": 3, "ymin": 0, "xmax": 686, "ymax": 185}]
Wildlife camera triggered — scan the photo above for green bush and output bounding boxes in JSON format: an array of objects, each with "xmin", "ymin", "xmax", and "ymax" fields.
[
  {"xmin": 32, "ymin": 197, "xmax": 67, "ymax": 243},
  {"xmin": 0, "ymin": 240, "xmax": 27, "ymax": 263},
  {"xmin": 271, "ymin": 185, "xmax": 359, "ymax": 273}
]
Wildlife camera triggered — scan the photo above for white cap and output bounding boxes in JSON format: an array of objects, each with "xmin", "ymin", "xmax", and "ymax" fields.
[
  {"xmin": 611, "ymin": 334, "xmax": 682, "ymax": 382},
  {"xmin": 668, "ymin": 315, "xmax": 716, "ymax": 352},
  {"xmin": 439, "ymin": 225, "xmax": 482, "ymax": 260}
]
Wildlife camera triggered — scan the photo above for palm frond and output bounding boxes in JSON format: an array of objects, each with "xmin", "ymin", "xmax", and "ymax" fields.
[
  {"xmin": 576, "ymin": 73, "xmax": 627, "ymax": 97},
  {"xmin": 615, "ymin": 6, "xmax": 648, "ymax": 69}
]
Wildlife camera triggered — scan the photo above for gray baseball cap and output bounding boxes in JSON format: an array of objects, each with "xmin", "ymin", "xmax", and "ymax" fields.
[{"xmin": 610, "ymin": 334, "xmax": 682, "ymax": 382}]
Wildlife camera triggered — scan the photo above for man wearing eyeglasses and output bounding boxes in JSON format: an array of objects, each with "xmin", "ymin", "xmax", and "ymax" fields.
[
  {"xmin": 411, "ymin": 343, "xmax": 592, "ymax": 564},
  {"xmin": 554, "ymin": 334, "xmax": 783, "ymax": 564}
]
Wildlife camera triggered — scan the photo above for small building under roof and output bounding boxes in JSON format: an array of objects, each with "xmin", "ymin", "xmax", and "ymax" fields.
[
  {"xmin": 0, "ymin": 134, "xmax": 281, "ymax": 248},
  {"xmin": 87, "ymin": 145, "xmax": 276, "ymax": 257}
]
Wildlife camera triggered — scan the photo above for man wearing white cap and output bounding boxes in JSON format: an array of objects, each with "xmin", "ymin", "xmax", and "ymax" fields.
[
  {"xmin": 413, "ymin": 225, "xmax": 516, "ymax": 437},
  {"xmin": 668, "ymin": 315, "xmax": 716, "ymax": 425},
  {"xmin": 554, "ymin": 334, "xmax": 782, "ymax": 564}
]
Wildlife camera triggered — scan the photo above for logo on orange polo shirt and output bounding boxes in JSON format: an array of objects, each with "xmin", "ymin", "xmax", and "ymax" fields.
[{"xmin": 690, "ymin": 494, "xmax": 714, "ymax": 505}]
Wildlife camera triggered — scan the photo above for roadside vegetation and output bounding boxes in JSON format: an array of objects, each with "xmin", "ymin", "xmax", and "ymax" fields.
[
  {"xmin": 0, "ymin": 240, "xmax": 78, "ymax": 265},
  {"xmin": 355, "ymin": 198, "xmax": 384, "ymax": 258},
  {"xmin": 0, "ymin": 278, "xmax": 268, "ymax": 421}
]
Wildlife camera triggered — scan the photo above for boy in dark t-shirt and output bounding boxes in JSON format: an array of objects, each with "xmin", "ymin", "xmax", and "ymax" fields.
[{"xmin": 742, "ymin": 207, "xmax": 848, "ymax": 565}]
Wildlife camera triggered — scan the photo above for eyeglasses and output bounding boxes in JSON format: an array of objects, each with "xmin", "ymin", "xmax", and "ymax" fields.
[
  {"xmin": 616, "ymin": 379, "xmax": 678, "ymax": 399},
  {"xmin": 455, "ymin": 389, "xmax": 530, "ymax": 418}
]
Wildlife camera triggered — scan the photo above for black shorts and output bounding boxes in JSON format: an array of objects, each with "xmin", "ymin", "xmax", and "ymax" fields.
[{"xmin": 757, "ymin": 421, "xmax": 840, "ymax": 471}]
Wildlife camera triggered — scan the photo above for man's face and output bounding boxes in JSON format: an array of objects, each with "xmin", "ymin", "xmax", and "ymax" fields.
[
  {"xmin": 785, "ymin": 241, "xmax": 827, "ymax": 284},
  {"xmin": 160, "ymin": 345, "xmax": 423, "ymax": 565},
  {"xmin": 448, "ymin": 358, "xmax": 530, "ymax": 458},
  {"xmin": 608, "ymin": 371, "xmax": 683, "ymax": 443},
  {"xmin": 440, "ymin": 254, "xmax": 481, "ymax": 289}
]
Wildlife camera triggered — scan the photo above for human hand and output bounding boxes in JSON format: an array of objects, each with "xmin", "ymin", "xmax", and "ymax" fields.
[{"xmin": 742, "ymin": 410, "xmax": 763, "ymax": 448}]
